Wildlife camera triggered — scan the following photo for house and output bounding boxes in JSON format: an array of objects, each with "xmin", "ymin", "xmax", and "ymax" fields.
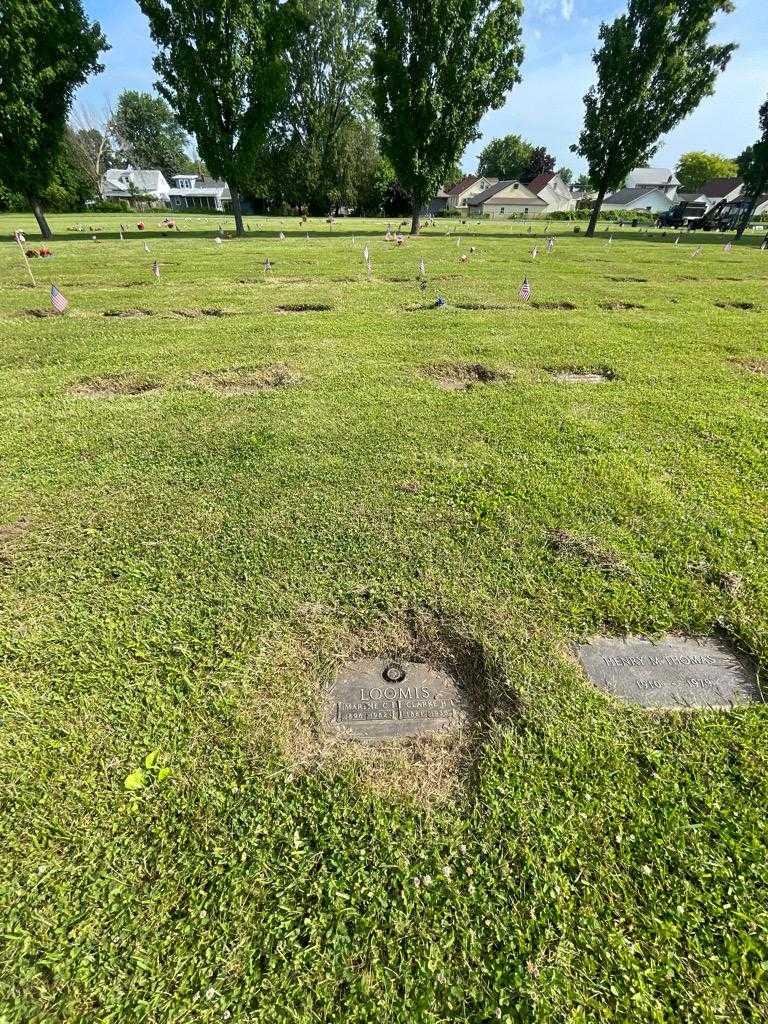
[
  {"xmin": 466, "ymin": 180, "xmax": 547, "ymax": 218},
  {"xmin": 694, "ymin": 177, "xmax": 744, "ymax": 209},
  {"xmin": 168, "ymin": 174, "xmax": 231, "ymax": 212},
  {"xmin": 601, "ymin": 185, "xmax": 674, "ymax": 213},
  {"xmin": 525, "ymin": 172, "xmax": 575, "ymax": 213},
  {"xmin": 101, "ymin": 167, "xmax": 171, "ymax": 206},
  {"xmin": 625, "ymin": 167, "xmax": 680, "ymax": 199},
  {"xmin": 429, "ymin": 174, "xmax": 498, "ymax": 214}
]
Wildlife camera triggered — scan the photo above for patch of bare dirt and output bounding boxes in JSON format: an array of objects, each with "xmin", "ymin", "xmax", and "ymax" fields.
[
  {"xmin": 280, "ymin": 611, "xmax": 516, "ymax": 807},
  {"xmin": 715, "ymin": 301, "xmax": 756, "ymax": 310},
  {"xmin": 421, "ymin": 362, "xmax": 510, "ymax": 390},
  {"xmin": 171, "ymin": 307, "xmax": 231, "ymax": 318},
  {"xmin": 599, "ymin": 301, "xmax": 645, "ymax": 310},
  {"xmin": 68, "ymin": 374, "xmax": 162, "ymax": 398},
  {"xmin": 17, "ymin": 309, "xmax": 59, "ymax": 318},
  {"xmin": 454, "ymin": 302, "xmax": 507, "ymax": 310},
  {"xmin": 192, "ymin": 364, "xmax": 299, "ymax": 395},
  {"xmin": 0, "ymin": 517, "xmax": 29, "ymax": 566},
  {"xmin": 548, "ymin": 529, "xmax": 627, "ymax": 575},
  {"xmin": 730, "ymin": 357, "xmax": 768, "ymax": 376},
  {"xmin": 531, "ymin": 301, "xmax": 577, "ymax": 310},
  {"xmin": 607, "ymin": 276, "xmax": 648, "ymax": 283},
  {"xmin": 103, "ymin": 308, "xmax": 154, "ymax": 318},
  {"xmin": 276, "ymin": 304, "xmax": 332, "ymax": 313},
  {"xmin": 547, "ymin": 365, "xmax": 616, "ymax": 383},
  {"xmin": 396, "ymin": 481, "xmax": 422, "ymax": 494},
  {"xmin": 688, "ymin": 560, "xmax": 745, "ymax": 598}
]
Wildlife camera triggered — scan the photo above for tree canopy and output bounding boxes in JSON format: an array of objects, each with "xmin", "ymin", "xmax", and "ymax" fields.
[
  {"xmin": 0, "ymin": 0, "xmax": 107, "ymax": 237},
  {"xmin": 572, "ymin": 0, "xmax": 735, "ymax": 236},
  {"xmin": 676, "ymin": 151, "xmax": 738, "ymax": 193},
  {"xmin": 109, "ymin": 90, "xmax": 193, "ymax": 179},
  {"xmin": 372, "ymin": 0, "xmax": 524, "ymax": 233},
  {"xmin": 138, "ymin": 0, "xmax": 294, "ymax": 235},
  {"xmin": 735, "ymin": 95, "xmax": 768, "ymax": 239}
]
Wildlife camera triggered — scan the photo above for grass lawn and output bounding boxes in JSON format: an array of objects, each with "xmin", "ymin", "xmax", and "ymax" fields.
[{"xmin": 1, "ymin": 212, "xmax": 767, "ymax": 1023}]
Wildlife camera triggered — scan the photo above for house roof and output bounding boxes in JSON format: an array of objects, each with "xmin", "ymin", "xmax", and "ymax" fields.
[
  {"xmin": 446, "ymin": 174, "xmax": 482, "ymax": 197},
  {"xmin": 525, "ymin": 172, "xmax": 556, "ymax": 195},
  {"xmin": 626, "ymin": 167, "xmax": 680, "ymax": 187},
  {"xmin": 698, "ymin": 177, "xmax": 743, "ymax": 198},
  {"xmin": 103, "ymin": 168, "xmax": 168, "ymax": 194},
  {"xmin": 467, "ymin": 180, "xmax": 546, "ymax": 206},
  {"xmin": 603, "ymin": 185, "xmax": 661, "ymax": 207}
]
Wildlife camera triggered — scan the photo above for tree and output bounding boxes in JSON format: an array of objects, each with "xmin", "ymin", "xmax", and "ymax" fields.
[
  {"xmin": 138, "ymin": 0, "xmax": 293, "ymax": 236},
  {"xmin": 0, "ymin": 0, "xmax": 107, "ymax": 238},
  {"xmin": 260, "ymin": 0, "xmax": 376, "ymax": 213},
  {"xmin": 109, "ymin": 90, "xmax": 192, "ymax": 179},
  {"xmin": 372, "ymin": 0, "xmax": 524, "ymax": 234},
  {"xmin": 557, "ymin": 167, "xmax": 573, "ymax": 185},
  {"xmin": 521, "ymin": 145, "xmax": 555, "ymax": 183},
  {"xmin": 572, "ymin": 0, "xmax": 736, "ymax": 237},
  {"xmin": 676, "ymin": 151, "xmax": 738, "ymax": 193},
  {"xmin": 574, "ymin": 172, "xmax": 594, "ymax": 192},
  {"xmin": 735, "ymin": 95, "xmax": 768, "ymax": 240},
  {"xmin": 477, "ymin": 133, "xmax": 534, "ymax": 180}
]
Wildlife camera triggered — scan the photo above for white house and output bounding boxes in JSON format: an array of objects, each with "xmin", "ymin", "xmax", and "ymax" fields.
[
  {"xmin": 625, "ymin": 167, "xmax": 680, "ymax": 199},
  {"xmin": 601, "ymin": 185, "xmax": 674, "ymax": 213},
  {"xmin": 101, "ymin": 167, "xmax": 171, "ymax": 205},
  {"xmin": 466, "ymin": 180, "xmax": 547, "ymax": 218},
  {"xmin": 430, "ymin": 174, "xmax": 498, "ymax": 213},
  {"xmin": 525, "ymin": 172, "xmax": 575, "ymax": 213},
  {"xmin": 167, "ymin": 174, "xmax": 231, "ymax": 211}
]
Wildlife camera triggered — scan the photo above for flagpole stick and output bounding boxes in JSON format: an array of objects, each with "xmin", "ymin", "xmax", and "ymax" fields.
[{"xmin": 16, "ymin": 235, "xmax": 36, "ymax": 288}]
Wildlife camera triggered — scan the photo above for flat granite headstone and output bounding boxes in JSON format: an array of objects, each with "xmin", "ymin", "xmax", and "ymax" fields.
[
  {"xmin": 576, "ymin": 636, "xmax": 761, "ymax": 709},
  {"xmin": 327, "ymin": 658, "xmax": 471, "ymax": 741}
]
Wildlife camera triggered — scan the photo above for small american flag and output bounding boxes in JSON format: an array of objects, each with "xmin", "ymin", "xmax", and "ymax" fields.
[
  {"xmin": 674, "ymin": 236, "xmax": 680, "ymax": 245},
  {"xmin": 761, "ymin": 239, "xmax": 767, "ymax": 250},
  {"xmin": 419, "ymin": 257, "xmax": 425, "ymax": 277},
  {"xmin": 152, "ymin": 260, "xmax": 160, "ymax": 278},
  {"xmin": 50, "ymin": 284, "xmax": 68, "ymax": 313},
  {"xmin": 14, "ymin": 231, "xmax": 25, "ymax": 244},
  {"xmin": 279, "ymin": 231, "xmax": 285, "ymax": 240},
  {"xmin": 607, "ymin": 235, "xmax": 613, "ymax": 245},
  {"xmin": 723, "ymin": 242, "xmax": 733, "ymax": 252},
  {"xmin": 531, "ymin": 246, "xmax": 539, "ymax": 259},
  {"xmin": 363, "ymin": 245, "xmax": 369, "ymax": 263},
  {"xmin": 144, "ymin": 242, "xmax": 151, "ymax": 253},
  {"xmin": 692, "ymin": 246, "xmax": 702, "ymax": 257},
  {"xmin": 519, "ymin": 276, "xmax": 531, "ymax": 302},
  {"xmin": 264, "ymin": 257, "xmax": 272, "ymax": 272},
  {"xmin": 546, "ymin": 236, "xmax": 554, "ymax": 253}
]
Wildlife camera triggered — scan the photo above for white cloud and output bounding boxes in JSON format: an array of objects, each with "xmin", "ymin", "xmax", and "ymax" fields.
[{"xmin": 561, "ymin": 0, "xmax": 574, "ymax": 20}]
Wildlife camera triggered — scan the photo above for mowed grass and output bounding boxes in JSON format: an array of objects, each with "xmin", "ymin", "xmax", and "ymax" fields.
[{"xmin": 1, "ymin": 212, "xmax": 767, "ymax": 1023}]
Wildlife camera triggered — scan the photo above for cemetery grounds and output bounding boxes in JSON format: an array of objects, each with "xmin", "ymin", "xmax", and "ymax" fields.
[{"xmin": 0, "ymin": 212, "xmax": 767, "ymax": 1023}]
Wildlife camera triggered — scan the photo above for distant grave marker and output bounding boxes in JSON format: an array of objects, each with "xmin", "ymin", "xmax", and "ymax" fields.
[
  {"xmin": 576, "ymin": 636, "xmax": 761, "ymax": 709},
  {"xmin": 327, "ymin": 658, "xmax": 471, "ymax": 741}
]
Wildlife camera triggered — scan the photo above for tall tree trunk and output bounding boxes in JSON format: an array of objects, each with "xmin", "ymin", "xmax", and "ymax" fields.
[
  {"xmin": 410, "ymin": 199, "xmax": 421, "ymax": 236},
  {"xmin": 586, "ymin": 179, "xmax": 608, "ymax": 238},
  {"xmin": 230, "ymin": 187, "xmax": 244, "ymax": 237},
  {"xmin": 29, "ymin": 197, "xmax": 53, "ymax": 240}
]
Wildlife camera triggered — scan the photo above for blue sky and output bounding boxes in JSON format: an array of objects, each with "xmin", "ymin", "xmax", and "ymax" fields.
[{"xmin": 77, "ymin": 0, "xmax": 768, "ymax": 175}]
